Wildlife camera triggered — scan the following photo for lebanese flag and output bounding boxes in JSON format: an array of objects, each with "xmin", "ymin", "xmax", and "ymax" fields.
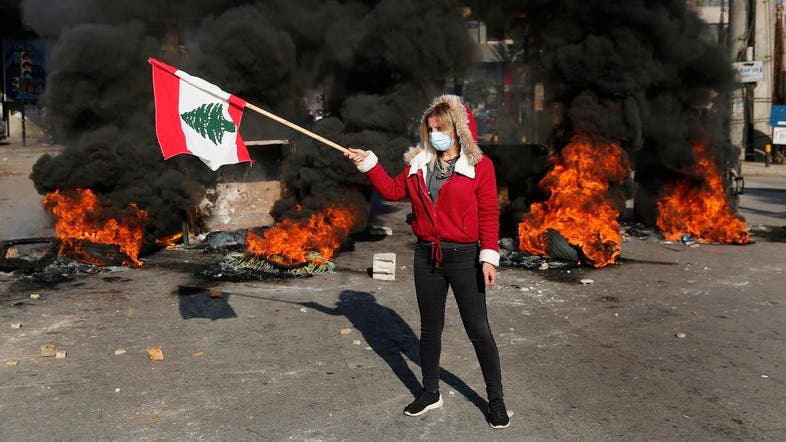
[{"xmin": 148, "ymin": 58, "xmax": 251, "ymax": 171}]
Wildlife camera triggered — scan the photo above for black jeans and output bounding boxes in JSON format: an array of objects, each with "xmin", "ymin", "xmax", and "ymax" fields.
[{"xmin": 413, "ymin": 241, "xmax": 504, "ymax": 400}]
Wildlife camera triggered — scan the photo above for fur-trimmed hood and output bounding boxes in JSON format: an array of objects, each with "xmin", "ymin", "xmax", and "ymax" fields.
[{"xmin": 404, "ymin": 94, "xmax": 483, "ymax": 167}]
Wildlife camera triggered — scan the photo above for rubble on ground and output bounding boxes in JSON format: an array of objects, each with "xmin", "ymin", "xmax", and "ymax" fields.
[{"xmin": 198, "ymin": 251, "xmax": 334, "ymax": 281}]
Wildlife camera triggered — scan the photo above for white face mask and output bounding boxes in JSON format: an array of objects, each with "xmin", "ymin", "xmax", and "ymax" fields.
[{"xmin": 429, "ymin": 131, "xmax": 454, "ymax": 151}]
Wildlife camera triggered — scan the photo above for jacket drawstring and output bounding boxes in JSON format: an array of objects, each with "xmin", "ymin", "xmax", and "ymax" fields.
[{"xmin": 430, "ymin": 240, "xmax": 443, "ymax": 269}]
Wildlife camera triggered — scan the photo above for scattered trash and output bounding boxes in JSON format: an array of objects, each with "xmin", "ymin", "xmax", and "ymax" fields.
[
  {"xmin": 208, "ymin": 289, "xmax": 223, "ymax": 298},
  {"xmin": 192, "ymin": 350, "xmax": 204, "ymax": 357},
  {"xmin": 761, "ymin": 374, "xmax": 769, "ymax": 378},
  {"xmin": 145, "ymin": 346, "xmax": 164, "ymax": 361},
  {"xmin": 498, "ymin": 237, "xmax": 571, "ymax": 269},
  {"xmin": 299, "ymin": 307, "xmax": 308, "ymax": 313},
  {"xmin": 114, "ymin": 348, "xmax": 126, "ymax": 355},
  {"xmin": 10, "ymin": 322, "xmax": 22, "ymax": 329},
  {"xmin": 579, "ymin": 279, "xmax": 594, "ymax": 285},
  {"xmin": 200, "ymin": 252, "xmax": 334, "ymax": 281},
  {"xmin": 352, "ymin": 340, "xmax": 361, "ymax": 346},
  {"xmin": 30, "ymin": 255, "xmax": 108, "ymax": 283},
  {"xmin": 115, "ymin": 388, "xmax": 121, "ymax": 393},
  {"xmin": 41, "ymin": 344, "xmax": 57, "ymax": 357},
  {"xmin": 7, "ymin": 360, "xmax": 19, "ymax": 366},
  {"xmin": 675, "ymin": 332, "xmax": 686, "ymax": 339},
  {"xmin": 30, "ymin": 293, "xmax": 40, "ymax": 300},
  {"xmin": 369, "ymin": 226, "xmax": 393, "ymax": 236},
  {"xmin": 203, "ymin": 229, "xmax": 247, "ymax": 252},
  {"xmin": 55, "ymin": 350, "xmax": 67, "ymax": 359},
  {"xmin": 623, "ymin": 223, "xmax": 661, "ymax": 240},
  {"xmin": 340, "ymin": 328, "xmax": 352, "ymax": 336}
]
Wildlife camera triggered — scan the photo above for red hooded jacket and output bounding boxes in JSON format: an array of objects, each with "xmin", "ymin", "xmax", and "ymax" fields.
[{"xmin": 357, "ymin": 95, "xmax": 500, "ymax": 267}]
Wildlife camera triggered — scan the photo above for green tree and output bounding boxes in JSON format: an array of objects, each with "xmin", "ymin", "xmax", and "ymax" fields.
[{"xmin": 180, "ymin": 102, "xmax": 235, "ymax": 145}]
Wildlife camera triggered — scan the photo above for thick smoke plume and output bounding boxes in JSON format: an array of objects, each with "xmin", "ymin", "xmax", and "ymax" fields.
[
  {"xmin": 23, "ymin": 0, "xmax": 474, "ymax": 245},
  {"xmin": 515, "ymin": 0, "xmax": 735, "ymax": 224}
]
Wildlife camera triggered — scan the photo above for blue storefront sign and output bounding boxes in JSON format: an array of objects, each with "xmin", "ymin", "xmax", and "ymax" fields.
[{"xmin": 770, "ymin": 105, "xmax": 786, "ymax": 127}]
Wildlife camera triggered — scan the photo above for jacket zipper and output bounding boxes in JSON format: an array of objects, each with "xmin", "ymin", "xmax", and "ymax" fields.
[
  {"xmin": 415, "ymin": 169, "xmax": 445, "ymax": 266},
  {"xmin": 416, "ymin": 169, "xmax": 439, "ymax": 238}
]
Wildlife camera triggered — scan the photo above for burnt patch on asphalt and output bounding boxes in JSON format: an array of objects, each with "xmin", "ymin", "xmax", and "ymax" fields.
[
  {"xmin": 749, "ymin": 226, "xmax": 786, "ymax": 242},
  {"xmin": 617, "ymin": 257, "xmax": 680, "ymax": 265},
  {"xmin": 537, "ymin": 268, "xmax": 583, "ymax": 284},
  {"xmin": 348, "ymin": 230, "xmax": 389, "ymax": 243},
  {"xmin": 101, "ymin": 276, "xmax": 131, "ymax": 283}
]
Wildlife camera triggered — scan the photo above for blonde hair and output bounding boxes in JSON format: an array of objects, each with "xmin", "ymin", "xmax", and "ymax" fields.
[{"xmin": 420, "ymin": 102, "xmax": 457, "ymax": 169}]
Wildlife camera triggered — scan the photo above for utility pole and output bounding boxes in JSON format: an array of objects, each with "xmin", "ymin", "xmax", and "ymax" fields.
[
  {"xmin": 728, "ymin": 0, "xmax": 750, "ymax": 161},
  {"xmin": 752, "ymin": 0, "xmax": 776, "ymax": 154},
  {"xmin": 728, "ymin": 0, "xmax": 777, "ymax": 161}
]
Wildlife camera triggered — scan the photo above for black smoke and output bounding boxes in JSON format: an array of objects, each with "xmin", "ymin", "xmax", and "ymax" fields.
[
  {"xmin": 491, "ymin": 0, "xmax": 735, "ymax": 225},
  {"xmin": 23, "ymin": 0, "xmax": 474, "ymax": 244}
]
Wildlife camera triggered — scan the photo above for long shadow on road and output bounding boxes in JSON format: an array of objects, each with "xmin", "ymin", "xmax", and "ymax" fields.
[
  {"xmin": 299, "ymin": 290, "xmax": 487, "ymax": 412},
  {"xmin": 175, "ymin": 287, "xmax": 488, "ymax": 412}
]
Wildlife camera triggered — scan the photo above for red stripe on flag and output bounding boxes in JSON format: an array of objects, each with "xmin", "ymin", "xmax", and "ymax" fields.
[
  {"xmin": 228, "ymin": 94, "xmax": 251, "ymax": 163},
  {"xmin": 148, "ymin": 58, "xmax": 178, "ymax": 76},
  {"xmin": 150, "ymin": 59, "xmax": 189, "ymax": 159}
]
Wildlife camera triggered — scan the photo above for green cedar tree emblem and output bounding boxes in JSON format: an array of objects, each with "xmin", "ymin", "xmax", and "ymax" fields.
[{"xmin": 180, "ymin": 102, "xmax": 236, "ymax": 145}]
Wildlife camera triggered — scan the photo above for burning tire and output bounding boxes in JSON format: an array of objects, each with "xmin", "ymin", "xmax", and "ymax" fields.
[{"xmin": 545, "ymin": 228, "xmax": 579, "ymax": 263}]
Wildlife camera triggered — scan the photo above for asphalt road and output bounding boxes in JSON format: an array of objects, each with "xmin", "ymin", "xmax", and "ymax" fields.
[{"xmin": 1, "ymin": 143, "xmax": 785, "ymax": 441}]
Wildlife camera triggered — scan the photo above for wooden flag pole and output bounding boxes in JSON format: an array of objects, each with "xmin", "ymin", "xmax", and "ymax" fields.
[{"xmin": 244, "ymin": 102, "xmax": 350, "ymax": 154}]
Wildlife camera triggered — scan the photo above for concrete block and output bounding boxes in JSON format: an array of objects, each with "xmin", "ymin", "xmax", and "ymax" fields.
[
  {"xmin": 198, "ymin": 181, "xmax": 281, "ymax": 232},
  {"xmin": 372, "ymin": 253, "xmax": 396, "ymax": 280}
]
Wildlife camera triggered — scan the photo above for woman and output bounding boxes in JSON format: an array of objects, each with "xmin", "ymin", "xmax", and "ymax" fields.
[{"xmin": 345, "ymin": 95, "xmax": 509, "ymax": 429}]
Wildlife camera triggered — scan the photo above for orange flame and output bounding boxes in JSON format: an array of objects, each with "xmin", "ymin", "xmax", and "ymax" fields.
[
  {"xmin": 518, "ymin": 134, "xmax": 631, "ymax": 267},
  {"xmin": 43, "ymin": 188, "xmax": 148, "ymax": 266},
  {"xmin": 656, "ymin": 143, "xmax": 749, "ymax": 244},
  {"xmin": 246, "ymin": 205, "xmax": 360, "ymax": 267},
  {"xmin": 155, "ymin": 232, "xmax": 184, "ymax": 248}
]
